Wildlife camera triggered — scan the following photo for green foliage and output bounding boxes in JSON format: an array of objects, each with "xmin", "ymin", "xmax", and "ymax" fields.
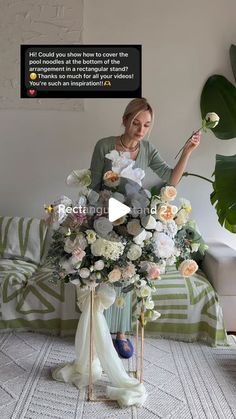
[
  {"xmin": 200, "ymin": 75, "xmax": 236, "ymax": 139},
  {"xmin": 210, "ymin": 154, "xmax": 236, "ymax": 233}
]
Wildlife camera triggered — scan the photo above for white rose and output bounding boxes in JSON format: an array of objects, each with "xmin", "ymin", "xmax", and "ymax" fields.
[
  {"xmin": 139, "ymin": 286, "xmax": 152, "ymax": 298},
  {"xmin": 127, "ymin": 219, "xmax": 142, "ymax": 236},
  {"xmin": 166, "ymin": 256, "xmax": 176, "ymax": 265},
  {"xmin": 149, "ymin": 310, "xmax": 161, "ymax": 321},
  {"xmin": 93, "ymin": 217, "xmax": 113, "ymax": 237},
  {"xmin": 141, "ymin": 215, "xmax": 157, "ymax": 230},
  {"xmin": 152, "ymin": 232, "xmax": 175, "ymax": 259},
  {"xmin": 94, "ymin": 260, "xmax": 105, "ymax": 270},
  {"xmin": 175, "ymin": 209, "xmax": 189, "ymax": 226},
  {"xmin": 135, "ymin": 278, "xmax": 146, "ymax": 288},
  {"xmin": 130, "ymin": 274, "xmax": 140, "ymax": 284},
  {"xmin": 127, "ymin": 244, "xmax": 142, "ymax": 261},
  {"xmin": 79, "ymin": 268, "xmax": 91, "ymax": 278},
  {"xmin": 60, "ymin": 258, "xmax": 76, "ymax": 274},
  {"xmin": 191, "ymin": 243, "xmax": 200, "ymax": 252},
  {"xmin": 66, "ymin": 169, "xmax": 91, "ymax": 187}
]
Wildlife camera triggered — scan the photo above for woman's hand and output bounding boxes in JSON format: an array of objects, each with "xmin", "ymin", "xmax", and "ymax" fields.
[{"xmin": 182, "ymin": 130, "xmax": 201, "ymax": 156}]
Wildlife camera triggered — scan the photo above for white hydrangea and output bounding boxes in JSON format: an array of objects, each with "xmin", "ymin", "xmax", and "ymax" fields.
[{"xmin": 91, "ymin": 238, "xmax": 124, "ymax": 261}]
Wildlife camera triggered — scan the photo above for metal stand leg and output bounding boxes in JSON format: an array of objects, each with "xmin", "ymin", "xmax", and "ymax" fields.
[{"xmin": 88, "ymin": 288, "xmax": 94, "ymax": 401}]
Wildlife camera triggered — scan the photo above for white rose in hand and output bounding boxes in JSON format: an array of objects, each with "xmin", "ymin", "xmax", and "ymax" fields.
[{"xmin": 204, "ymin": 112, "xmax": 220, "ymax": 129}]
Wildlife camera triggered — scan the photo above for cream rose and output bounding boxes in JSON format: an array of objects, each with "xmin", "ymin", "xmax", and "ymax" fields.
[
  {"xmin": 86, "ymin": 229, "xmax": 97, "ymax": 244},
  {"xmin": 127, "ymin": 244, "xmax": 142, "ymax": 261},
  {"xmin": 79, "ymin": 268, "xmax": 90, "ymax": 279},
  {"xmin": 160, "ymin": 186, "xmax": 177, "ymax": 202},
  {"xmin": 179, "ymin": 259, "xmax": 198, "ymax": 277}
]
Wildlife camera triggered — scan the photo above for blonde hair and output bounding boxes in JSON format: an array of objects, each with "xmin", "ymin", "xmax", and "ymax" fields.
[{"xmin": 122, "ymin": 97, "xmax": 154, "ymax": 138}]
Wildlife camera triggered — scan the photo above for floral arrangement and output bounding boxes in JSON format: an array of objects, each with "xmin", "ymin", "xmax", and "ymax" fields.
[{"xmin": 46, "ymin": 150, "xmax": 207, "ymax": 326}]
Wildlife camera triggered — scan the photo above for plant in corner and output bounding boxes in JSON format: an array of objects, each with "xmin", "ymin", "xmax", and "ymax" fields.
[{"xmin": 184, "ymin": 44, "xmax": 236, "ymax": 233}]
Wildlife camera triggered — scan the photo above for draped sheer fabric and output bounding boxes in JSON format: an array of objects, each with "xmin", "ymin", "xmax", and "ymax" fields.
[{"xmin": 52, "ymin": 283, "xmax": 147, "ymax": 408}]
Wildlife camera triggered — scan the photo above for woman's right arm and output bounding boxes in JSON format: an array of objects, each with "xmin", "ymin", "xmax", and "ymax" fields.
[{"xmin": 89, "ymin": 140, "xmax": 105, "ymax": 191}]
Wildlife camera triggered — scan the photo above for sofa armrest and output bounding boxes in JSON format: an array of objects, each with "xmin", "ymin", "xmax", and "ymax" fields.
[{"xmin": 202, "ymin": 241, "xmax": 236, "ymax": 295}]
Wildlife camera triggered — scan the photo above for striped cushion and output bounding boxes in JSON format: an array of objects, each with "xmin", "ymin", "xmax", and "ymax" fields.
[{"xmin": 0, "ymin": 216, "xmax": 48, "ymax": 264}]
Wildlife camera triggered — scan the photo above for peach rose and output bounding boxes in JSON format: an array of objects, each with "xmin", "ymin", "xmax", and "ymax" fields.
[
  {"xmin": 156, "ymin": 205, "xmax": 178, "ymax": 221},
  {"xmin": 103, "ymin": 171, "xmax": 120, "ymax": 187},
  {"xmin": 160, "ymin": 186, "xmax": 177, "ymax": 202},
  {"xmin": 179, "ymin": 259, "xmax": 198, "ymax": 277},
  {"xmin": 108, "ymin": 268, "xmax": 122, "ymax": 283}
]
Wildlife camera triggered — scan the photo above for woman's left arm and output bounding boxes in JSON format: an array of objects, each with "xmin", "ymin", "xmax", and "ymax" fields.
[{"xmin": 170, "ymin": 131, "xmax": 201, "ymax": 186}]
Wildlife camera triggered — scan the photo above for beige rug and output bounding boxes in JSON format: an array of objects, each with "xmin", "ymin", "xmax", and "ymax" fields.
[{"xmin": 0, "ymin": 332, "xmax": 236, "ymax": 418}]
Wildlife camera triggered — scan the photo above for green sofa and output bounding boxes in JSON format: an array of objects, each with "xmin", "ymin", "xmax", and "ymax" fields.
[{"xmin": 0, "ymin": 216, "xmax": 80, "ymax": 335}]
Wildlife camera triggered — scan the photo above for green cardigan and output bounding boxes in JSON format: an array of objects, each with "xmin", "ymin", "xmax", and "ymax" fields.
[{"xmin": 90, "ymin": 136, "xmax": 173, "ymax": 191}]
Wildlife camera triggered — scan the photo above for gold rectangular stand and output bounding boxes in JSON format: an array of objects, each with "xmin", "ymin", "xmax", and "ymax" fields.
[{"xmin": 88, "ymin": 289, "xmax": 144, "ymax": 402}]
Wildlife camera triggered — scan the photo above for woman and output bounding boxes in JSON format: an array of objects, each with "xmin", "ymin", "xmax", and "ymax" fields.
[{"xmin": 89, "ymin": 98, "xmax": 201, "ymax": 358}]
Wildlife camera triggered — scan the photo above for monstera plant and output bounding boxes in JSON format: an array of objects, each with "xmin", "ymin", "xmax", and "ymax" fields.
[{"xmin": 185, "ymin": 44, "xmax": 236, "ymax": 233}]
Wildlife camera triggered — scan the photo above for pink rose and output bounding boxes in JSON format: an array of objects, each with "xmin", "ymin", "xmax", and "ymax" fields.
[
  {"xmin": 72, "ymin": 247, "xmax": 86, "ymax": 262},
  {"xmin": 147, "ymin": 264, "xmax": 161, "ymax": 280}
]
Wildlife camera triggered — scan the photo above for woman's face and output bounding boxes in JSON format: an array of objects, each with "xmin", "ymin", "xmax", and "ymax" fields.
[{"xmin": 124, "ymin": 110, "xmax": 152, "ymax": 140}]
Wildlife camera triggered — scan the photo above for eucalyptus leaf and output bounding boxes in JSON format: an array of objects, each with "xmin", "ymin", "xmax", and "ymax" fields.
[
  {"xmin": 200, "ymin": 75, "xmax": 236, "ymax": 139},
  {"xmin": 210, "ymin": 154, "xmax": 236, "ymax": 233},
  {"xmin": 122, "ymin": 283, "xmax": 134, "ymax": 293},
  {"xmin": 230, "ymin": 44, "xmax": 236, "ymax": 82}
]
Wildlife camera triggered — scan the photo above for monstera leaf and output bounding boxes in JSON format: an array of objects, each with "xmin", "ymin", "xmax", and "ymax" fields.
[
  {"xmin": 200, "ymin": 75, "xmax": 236, "ymax": 139},
  {"xmin": 210, "ymin": 154, "xmax": 236, "ymax": 233},
  {"xmin": 230, "ymin": 44, "xmax": 236, "ymax": 82}
]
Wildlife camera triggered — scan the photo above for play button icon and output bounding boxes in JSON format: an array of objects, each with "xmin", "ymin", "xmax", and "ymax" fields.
[{"xmin": 108, "ymin": 197, "xmax": 131, "ymax": 222}]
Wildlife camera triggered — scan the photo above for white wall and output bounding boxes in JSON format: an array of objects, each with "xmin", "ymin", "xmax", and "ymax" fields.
[{"xmin": 0, "ymin": 0, "xmax": 236, "ymax": 249}]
